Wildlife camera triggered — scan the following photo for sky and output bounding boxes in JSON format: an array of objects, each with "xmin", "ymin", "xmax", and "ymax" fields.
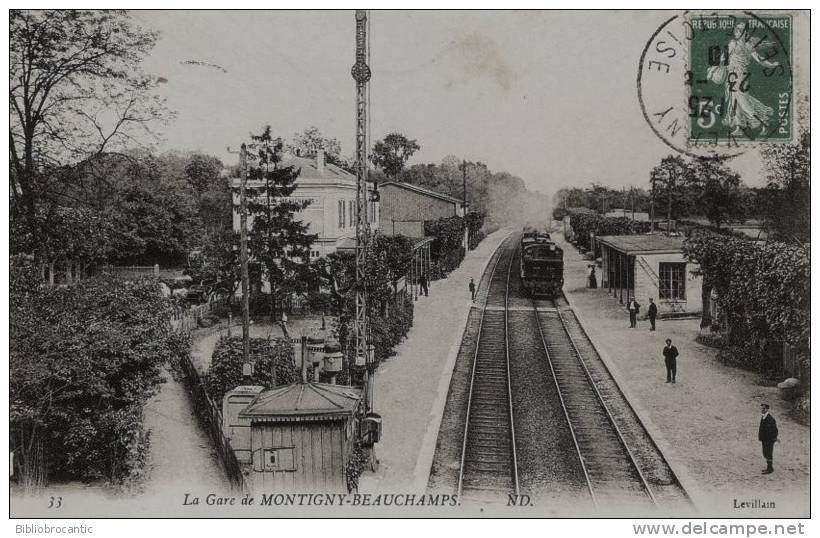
[{"xmin": 131, "ymin": 10, "xmax": 808, "ymax": 195}]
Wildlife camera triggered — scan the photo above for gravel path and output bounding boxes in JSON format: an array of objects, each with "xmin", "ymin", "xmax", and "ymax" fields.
[{"xmin": 142, "ymin": 368, "xmax": 229, "ymax": 497}]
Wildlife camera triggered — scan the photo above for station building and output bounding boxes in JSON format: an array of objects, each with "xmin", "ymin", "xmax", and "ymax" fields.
[
  {"xmin": 232, "ymin": 150, "xmax": 379, "ymax": 260},
  {"xmin": 596, "ymin": 234, "xmax": 703, "ymax": 317},
  {"xmin": 378, "ymin": 181, "xmax": 466, "ymax": 238}
]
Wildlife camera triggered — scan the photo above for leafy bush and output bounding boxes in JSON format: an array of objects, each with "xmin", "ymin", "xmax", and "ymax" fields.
[
  {"xmin": 345, "ymin": 442, "xmax": 368, "ymax": 492},
  {"xmin": 425, "ymin": 216, "xmax": 466, "ymax": 276},
  {"xmin": 10, "ymin": 260, "xmax": 183, "ymax": 487},
  {"xmin": 569, "ymin": 212, "xmax": 651, "ymax": 254},
  {"xmin": 205, "ymin": 336, "xmax": 305, "ymax": 404},
  {"xmin": 683, "ymin": 230, "xmax": 810, "ymax": 378}
]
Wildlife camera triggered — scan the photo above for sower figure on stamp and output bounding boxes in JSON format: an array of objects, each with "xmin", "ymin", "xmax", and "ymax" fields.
[
  {"xmin": 627, "ymin": 297, "xmax": 640, "ymax": 328},
  {"xmin": 648, "ymin": 298, "xmax": 658, "ymax": 331},
  {"xmin": 469, "ymin": 278, "xmax": 476, "ymax": 301},
  {"xmin": 663, "ymin": 338, "xmax": 678, "ymax": 383},
  {"xmin": 759, "ymin": 403, "xmax": 779, "ymax": 474}
]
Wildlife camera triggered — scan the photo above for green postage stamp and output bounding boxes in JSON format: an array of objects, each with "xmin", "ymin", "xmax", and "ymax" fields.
[{"xmin": 687, "ymin": 14, "xmax": 793, "ymax": 145}]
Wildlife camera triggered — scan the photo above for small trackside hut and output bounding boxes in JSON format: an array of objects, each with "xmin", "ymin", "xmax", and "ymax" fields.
[
  {"xmin": 223, "ymin": 382, "xmax": 363, "ymax": 492},
  {"xmin": 597, "ymin": 234, "xmax": 702, "ymax": 316}
]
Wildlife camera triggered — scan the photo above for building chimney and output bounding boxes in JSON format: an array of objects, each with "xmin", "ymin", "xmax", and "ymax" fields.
[{"xmin": 316, "ymin": 146, "xmax": 325, "ymax": 174}]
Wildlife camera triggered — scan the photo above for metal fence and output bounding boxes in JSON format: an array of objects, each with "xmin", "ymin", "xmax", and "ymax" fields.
[
  {"xmin": 100, "ymin": 264, "xmax": 160, "ymax": 279},
  {"xmin": 177, "ymin": 352, "xmax": 247, "ymax": 493},
  {"xmin": 171, "ymin": 303, "xmax": 213, "ymax": 331}
]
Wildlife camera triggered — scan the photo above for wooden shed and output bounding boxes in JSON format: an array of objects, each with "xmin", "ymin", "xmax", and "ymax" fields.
[{"xmin": 237, "ymin": 382, "xmax": 362, "ymax": 492}]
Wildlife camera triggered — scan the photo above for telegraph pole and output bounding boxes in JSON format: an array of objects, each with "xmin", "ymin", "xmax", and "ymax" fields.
[
  {"xmin": 352, "ymin": 9, "xmax": 372, "ymax": 406},
  {"xmin": 239, "ymin": 144, "xmax": 250, "ymax": 363},
  {"xmin": 227, "ymin": 144, "xmax": 251, "ymax": 365},
  {"xmin": 666, "ymin": 172, "xmax": 673, "ymax": 236},
  {"xmin": 650, "ymin": 172, "xmax": 656, "ymax": 232},
  {"xmin": 462, "ymin": 160, "xmax": 468, "ymax": 211}
]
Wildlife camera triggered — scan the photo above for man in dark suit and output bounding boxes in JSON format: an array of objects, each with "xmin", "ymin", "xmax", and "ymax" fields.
[
  {"xmin": 627, "ymin": 297, "xmax": 641, "ymax": 328},
  {"xmin": 758, "ymin": 403, "xmax": 778, "ymax": 474},
  {"xmin": 662, "ymin": 339, "xmax": 678, "ymax": 383},
  {"xmin": 647, "ymin": 298, "xmax": 658, "ymax": 331}
]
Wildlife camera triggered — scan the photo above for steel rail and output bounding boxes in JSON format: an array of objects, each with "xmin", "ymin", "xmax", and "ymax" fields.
[
  {"xmin": 531, "ymin": 300, "xmax": 597, "ymax": 506},
  {"xmin": 456, "ymin": 235, "xmax": 520, "ymax": 498},
  {"xmin": 503, "ymin": 240, "xmax": 521, "ymax": 497},
  {"xmin": 551, "ymin": 297, "xmax": 658, "ymax": 505}
]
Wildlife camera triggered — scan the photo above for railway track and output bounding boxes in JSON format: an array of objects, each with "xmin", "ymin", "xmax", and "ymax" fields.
[
  {"xmin": 532, "ymin": 295, "xmax": 658, "ymax": 507},
  {"xmin": 457, "ymin": 237, "xmax": 520, "ymax": 500}
]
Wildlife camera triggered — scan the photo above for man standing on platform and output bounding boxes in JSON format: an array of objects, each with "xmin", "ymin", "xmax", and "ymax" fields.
[
  {"xmin": 648, "ymin": 298, "xmax": 658, "ymax": 331},
  {"xmin": 469, "ymin": 278, "xmax": 476, "ymax": 301},
  {"xmin": 663, "ymin": 338, "xmax": 678, "ymax": 383},
  {"xmin": 759, "ymin": 403, "xmax": 778, "ymax": 474},
  {"xmin": 419, "ymin": 274, "xmax": 428, "ymax": 297},
  {"xmin": 627, "ymin": 297, "xmax": 641, "ymax": 328}
]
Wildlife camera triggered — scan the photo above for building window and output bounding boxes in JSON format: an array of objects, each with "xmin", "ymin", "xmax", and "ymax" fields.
[
  {"xmin": 338, "ymin": 200, "xmax": 345, "ymax": 229},
  {"xmin": 261, "ymin": 447, "xmax": 296, "ymax": 472},
  {"xmin": 659, "ymin": 262, "xmax": 686, "ymax": 300},
  {"xmin": 370, "ymin": 200, "xmax": 376, "ymax": 223},
  {"xmin": 349, "ymin": 200, "xmax": 354, "ymax": 227}
]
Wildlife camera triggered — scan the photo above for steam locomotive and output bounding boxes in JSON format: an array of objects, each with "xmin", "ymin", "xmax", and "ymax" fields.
[{"xmin": 519, "ymin": 231, "xmax": 564, "ymax": 297}]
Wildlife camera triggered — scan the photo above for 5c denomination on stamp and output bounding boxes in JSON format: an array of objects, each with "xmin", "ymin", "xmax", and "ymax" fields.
[{"xmin": 638, "ymin": 11, "xmax": 793, "ymax": 159}]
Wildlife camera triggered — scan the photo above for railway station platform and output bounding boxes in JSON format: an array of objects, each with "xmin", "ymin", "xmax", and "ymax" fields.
[
  {"xmin": 362, "ymin": 228, "xmax": 513, "ymax": 493},
  {"xmin": 551, "ymin": 227, "xmax": 809, "ymax": 517}
]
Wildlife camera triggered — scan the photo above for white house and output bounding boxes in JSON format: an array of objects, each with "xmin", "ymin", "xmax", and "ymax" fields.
[{"xmin": 232, "ymin": 151, "xmax": 379, "ymax": 260}]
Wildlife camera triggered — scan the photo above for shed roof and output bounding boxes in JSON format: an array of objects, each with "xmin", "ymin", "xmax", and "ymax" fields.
[
  {"xmin": 596, "ymin": 234, "xmax": 685, "ymax": 254},
  {"xmin": 240, "ymin": 382, "xmax": 362, "ymax": 422},
  {"xmin": 380, "ymin": 181, "xmax": 462, "ymax": 205}
]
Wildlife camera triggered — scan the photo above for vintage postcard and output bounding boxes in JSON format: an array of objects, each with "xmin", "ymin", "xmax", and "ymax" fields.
[{"xmin": 8, "ymin": 8, "xmax": 810, "ymax": 522}]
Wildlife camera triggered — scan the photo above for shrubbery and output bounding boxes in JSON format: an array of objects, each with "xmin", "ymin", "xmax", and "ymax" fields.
[
  {"xmin": 424, "ymin": 213, "xmax": 484, "ymax": 277},
  {"xmin": 10, "ymin": 260, "xmax": 187, "ymax": 488},
  {"xmin": 683, "ymin": 230, "xmax": 810, "ymax": 378},
  {"xmin": 205, "ymin": 336, "xmax": 304, "ymax": 404},
  {"xmin": 569, "ymin": 212, "xmax": 652, "ymax": 253}
]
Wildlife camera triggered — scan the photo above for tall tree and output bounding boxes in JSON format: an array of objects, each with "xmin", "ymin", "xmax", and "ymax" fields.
[
  {"xmin": 9, "ymin": 10, "xmax": 167, "ymax": 243},
  {"xmin": 246, "ymin": 127, "xmax": 318, "ymax": 321},
  {"xmin": 649, "ymin": 155, "xmax": 695, "ymax": 225},
  {"xmin": 369, "ymin": 132, "xmax": 420, "ymax": 178},
  {"xmin": 184, "ymin": 153, "xmax": 224, "ymax": 194},
  {"xmin": 687, "ymin": 159, "xmax": 746, "ymax": 228},
  {"xmin": 760, "ymin": 129, "xmax": 810, "ymax": 243},
  {"xmin": 288, "ymin": 126, "xmax": 342, "ymax": 160}
]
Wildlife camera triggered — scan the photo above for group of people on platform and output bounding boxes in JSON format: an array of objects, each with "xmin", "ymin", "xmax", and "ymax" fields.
[{"xmin": 584, "ymin": 264, "xmax": 779, "ymax": 475}]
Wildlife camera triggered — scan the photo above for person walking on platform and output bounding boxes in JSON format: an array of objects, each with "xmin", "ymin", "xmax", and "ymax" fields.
[
  {"xmin": 758, "ymin": 403, "xmax": 778, "ymax": 474},
  {"xmin": 663, "ymin": 338, "xmax": 678, "ymax": 383},
  {"xmin": 419, "ymin": 274, "xmax": 429, "ymax": 297},
  {"xmin": 587, "ymin": 264, "xmax": 598, "ymax": 288},
  {"xmin": 627, "ymin": 297, "xmax": 641, "ymax": 328},
  {"xmin": 469, "ymin": 278, "xmax": 476, "ymax": 301},
  {"xmin": 648, "ymin": 298, "xmax": 658, "ymax": 331}
]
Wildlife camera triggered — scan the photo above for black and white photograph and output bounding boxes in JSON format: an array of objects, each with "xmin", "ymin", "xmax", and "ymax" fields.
[{"xmin": 7, "ymin": 6, "xmax": 812, "ymax": 524}]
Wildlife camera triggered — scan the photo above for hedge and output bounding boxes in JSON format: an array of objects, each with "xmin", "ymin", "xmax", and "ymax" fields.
[
  {"xmin": 683, "ymin": 229, "xmax": 809, "ymax": 376},
  {"xmin": 205, "ymin": 336, "xmax": 305, "ymax": 404},
  {"xmin": 569, "ymin": 213, "xmax": 652, "ymax": 253}
]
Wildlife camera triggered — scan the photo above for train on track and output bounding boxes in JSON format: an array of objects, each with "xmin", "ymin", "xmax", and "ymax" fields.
[{"xmin": 519, "ymin": 230, "xmax": 564, "ymax": 297}]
